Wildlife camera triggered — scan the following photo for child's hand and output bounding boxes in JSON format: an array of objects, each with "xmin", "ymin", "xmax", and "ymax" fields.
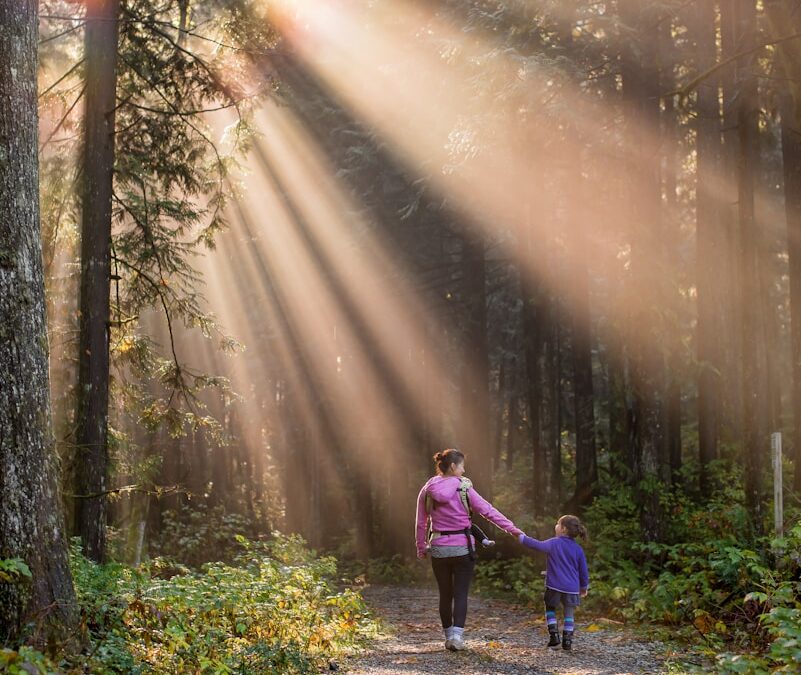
[{"xmin": 580, "ymin": 589, "xmax": 588, "ymax": 598}]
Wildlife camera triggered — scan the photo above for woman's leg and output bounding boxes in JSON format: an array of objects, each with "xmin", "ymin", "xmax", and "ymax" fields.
[
  {"xmin": 451, "ymin": 554, "xmax": 475, "ymax": 628},
  {"xmin": 431, "ymin": 556, "xmax": 455, "ymax": 629}
]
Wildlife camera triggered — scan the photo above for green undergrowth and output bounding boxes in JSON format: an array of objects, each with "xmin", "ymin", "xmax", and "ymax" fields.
[
  {"xmin": 476, "ymin": 467, "xmax": 801, "ymax": 673},
  {"xmin": 2, "ymin": 533, "xmax": 377, "ymax": 674}
]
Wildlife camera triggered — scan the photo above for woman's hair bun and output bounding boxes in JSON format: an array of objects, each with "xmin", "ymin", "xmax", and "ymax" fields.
[{"xmin": 433, "ymin": 448, "xmax": 465, "ymax": 474}]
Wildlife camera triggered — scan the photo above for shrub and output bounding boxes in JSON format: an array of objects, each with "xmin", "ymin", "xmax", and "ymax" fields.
[{"xmin": 19, "ymin": 533, "xmax": 379, "ymax": 674}]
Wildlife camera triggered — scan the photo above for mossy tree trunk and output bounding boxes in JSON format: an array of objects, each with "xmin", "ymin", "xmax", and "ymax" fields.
[{"xmin": 0, "ymin": 0, "xmax": 77, "ymax": 641}]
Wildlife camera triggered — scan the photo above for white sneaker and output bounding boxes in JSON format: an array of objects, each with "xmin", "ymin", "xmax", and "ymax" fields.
[
  {"xmin": 448, "ymin": 637, "xmax": 466, "ymax": 651},
  {"xmin": 448, "ymin": 628, "xmax": 466, "ymax": 651},
  {"xmin": 444, "ymin": 626, "xmax": 454, "ymax": 651}
]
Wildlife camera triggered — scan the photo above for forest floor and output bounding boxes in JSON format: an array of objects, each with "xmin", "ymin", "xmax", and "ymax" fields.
[{"xmin": 342, "ymin": 585, "xmax": 697, "ymax": 674}]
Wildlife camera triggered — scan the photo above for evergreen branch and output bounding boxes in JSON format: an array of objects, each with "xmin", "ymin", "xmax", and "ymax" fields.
[
  {"xmin": 39, "ymin": 20, "xmax": 86, "ymax": 45},
  {"xmin": 43, "ymin": 167, "xmax": 80, "ymax": 277},
  {"xmin": 109, "ymin": 247, "xmax": 183, "ymax": 391},
  {"xmin": 40, "ymin": 84, "xmax": 86, "ymax": 151},
  {"xmin": 118, "ymin": 51, "xmax": 231, "ymax": 219},
  {"xmin": 666, "ymin": 30, "xmax": 801, "ymax": 99},
  {"xmin": 135, "ymin": 17, "xmax": 283, "ymax": 58},
  {"xmin": 66, "ymin": 483, "xmax": 189, "ymax": 499},
  {"xmin": 123, "ymin": 95, "xmax": 257, "ymax": 117},
  {"xmin": 39, "ymin": 8, "xmax": 265, "ymax": 60},
  {"xmin": 124, "ymin": 9, "xmax": 234, "ymax": 99},
  {"xmin": 39, "ymin": 58, "xmax": 84, "ymax": 100}
]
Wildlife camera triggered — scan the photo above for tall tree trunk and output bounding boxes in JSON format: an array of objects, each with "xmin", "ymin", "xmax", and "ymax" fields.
[
  {"xmin": 460, "ymin": 235, "xmax": 491, "ymax": 494},
  {"xmin": 494, "ymin": 356, "xmax": 508, "ymax": 470},
  {"xmin": 619, "ymin": 0, "xmax": 664, "ymax": 540},
  {"xmin": 0, "ymin": 0, "xmax": 77, "ymax": 639},
  {"xmin": 783, "ymin": 90, "xmax": 801, "ymax": 491},
  {"xmin": 74, "ymin": 0, "xmax": 120, "ymax": 562},
  {"xmin": 766, "ymin": 0, "xmax": 801, "ymax": 491},
  {"xmin": 569, "ymin": 222, "xmax": 597, "ymax": 508},
  {"xmin": 734, "ymin": 0, "xmax": 765, "ymax": 530},
  {"xmin": 559, "ymin": 3, "xmax": 597, "ymax": 510},
  {"xmin": 719, "ymin": 0, "xmax": 744, "ymax": 445},
  {"xmin": 660, "ymin": 19, "xmax": 682, "ymax": 485},
  {"xmin": 522, "ymin": 279, "xmax": 546, "ymax": 509},
  {"xmin": 695, "ymin": 0, "xmax": 723, "ymax": 491},
  {"xmin": 547, "ymin": 307, "xmax": 563, "ymax": 503}
]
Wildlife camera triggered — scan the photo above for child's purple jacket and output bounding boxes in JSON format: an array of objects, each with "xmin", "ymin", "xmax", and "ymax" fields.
[
  {"xmin": 415, "ymin": 476, "xmax": 522, "ymax": 557},
  {"xmin": 519, "ymin": 534, "xmax": 589, "ymax": 594}
]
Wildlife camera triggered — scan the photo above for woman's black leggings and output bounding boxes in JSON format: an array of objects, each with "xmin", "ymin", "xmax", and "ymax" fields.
[{"xmin": 431, "ymin": 554, "xmax": 475, "ymax": 628}]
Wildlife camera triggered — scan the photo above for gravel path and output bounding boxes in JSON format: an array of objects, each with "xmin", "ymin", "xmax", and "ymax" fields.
[{"xmin": 344, "ymin": 585, "xmax": 680, "ymax": 674}]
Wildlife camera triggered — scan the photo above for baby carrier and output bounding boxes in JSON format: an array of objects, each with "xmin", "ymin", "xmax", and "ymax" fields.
[{"xmin": 425, "ymin": 477, "xmax": 489, "ymax": 560}]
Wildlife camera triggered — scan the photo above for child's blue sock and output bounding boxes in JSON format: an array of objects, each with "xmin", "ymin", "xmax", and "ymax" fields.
[{"xmin": 545, "ymin": 610, "xmax": 558, "ymax": 630}]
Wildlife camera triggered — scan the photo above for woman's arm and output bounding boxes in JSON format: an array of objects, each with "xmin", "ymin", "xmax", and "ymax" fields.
[
  {"xmin": 415, "ymin": 484, "xmax": 429, "ymax": 558},
  {"xmin": 468, "ymin": 487, "xmax": 523, "ymax": 536}
]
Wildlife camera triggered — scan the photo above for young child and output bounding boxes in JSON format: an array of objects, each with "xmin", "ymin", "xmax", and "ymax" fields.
[{"xmin": 518, "ymin": 515, "xmax": 589, "ymax": 651}]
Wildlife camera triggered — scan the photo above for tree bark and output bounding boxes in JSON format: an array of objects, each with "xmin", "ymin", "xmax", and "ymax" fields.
[
  {"xmin": 559, "ymin": 2, "xmax": 597, "ymax": 509},
  {"xmin": 460, "ymin": 235, "xmax": 492, "ymax": 495},
  {"xmin": 695, "ymin": 0, "xmax": 723, "ymax": 492},
  {"xmin": 619, "ymin": 0, "xmax": 665, "ymax": 539},
  {"xmin": 0, "ymin": 0, "xmax": 77, "ymax": 640},
  {"xmin": 74, "ymin": 0, "xmax": 120, "ymax": 562},
  {"xmin": 766, "ymin": 0, "xmax": 801, "ymax": 492},
  {"xmin": 734, "ymin": 0, "xmax": 765, "ymax": 530}
]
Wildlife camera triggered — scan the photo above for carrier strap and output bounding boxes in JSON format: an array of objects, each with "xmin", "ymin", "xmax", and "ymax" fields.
[{"xmin": 431, "ymin": 528, "xmax": 475, "ymax": 560}]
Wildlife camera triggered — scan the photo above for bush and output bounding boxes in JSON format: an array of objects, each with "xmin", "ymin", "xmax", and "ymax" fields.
[
  {"xmin": 149, "ymin": 503, "xmax": 256, "ymax": 566},
  {"xmin": 1, "ymin": 533, "xmax": 376, "ymax": 674}
]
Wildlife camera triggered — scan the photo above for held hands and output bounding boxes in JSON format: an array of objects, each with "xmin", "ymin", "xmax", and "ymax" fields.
[{"xmin": 580, "ymin": 589, "xmax": 588, "ymax": 598}]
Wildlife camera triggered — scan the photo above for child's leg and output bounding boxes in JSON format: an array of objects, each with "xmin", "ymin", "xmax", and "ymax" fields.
[
  {"xmin": 544, "ymin": 604, "xmax": 560, "ymax": 646},
  {"xmin": 543, "ymin": 589, "xmax": 561, "ymax": 645},
  {"xmin": 544, "ymin": 605, "xmax": 558, "ymax": 632},
  {"xmin": 562, "ymin": 603, "xmax": 575, "ymax": 634},
  {"xmin": 561, "ymin": 599, "xmax": 575, "ymax": 650}
]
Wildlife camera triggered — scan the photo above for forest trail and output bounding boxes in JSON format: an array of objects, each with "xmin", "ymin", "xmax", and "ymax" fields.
[{"xmin": 344, "ymin": 585, "xmax": 683, "ymax": 674}]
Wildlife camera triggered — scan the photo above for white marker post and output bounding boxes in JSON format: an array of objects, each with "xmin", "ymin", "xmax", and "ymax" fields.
[{"xmin": 772, "ymin": 432, "xmax": 783, "ymax": 538}]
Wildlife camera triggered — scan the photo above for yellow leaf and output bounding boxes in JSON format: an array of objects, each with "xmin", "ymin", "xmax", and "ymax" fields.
[
  {"xmin": 487, "ymin": 640, "xmax": 502, "ymax": 648},
  {"xmin": 586, "ymin": 623, "xmax": 602, "ymax": 632}
]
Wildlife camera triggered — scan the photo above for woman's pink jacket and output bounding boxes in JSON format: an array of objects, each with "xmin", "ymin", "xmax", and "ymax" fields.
[{"xmin": 415, "ymin": 475, "xmax": 523, "ymax": 558}]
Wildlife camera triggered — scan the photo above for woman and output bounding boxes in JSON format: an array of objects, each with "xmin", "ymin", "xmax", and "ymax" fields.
[{"xmin": 415, "ymin": 448, "xmax": 523, "ymax": 651}]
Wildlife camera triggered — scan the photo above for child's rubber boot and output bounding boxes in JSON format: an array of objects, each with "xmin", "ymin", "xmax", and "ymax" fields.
[
  {"xmin": 547, "ymin": 628, "xmax": 561, "ymax": 647},
  {"xmin": 561, "ymin": 631, "xmax": 573, "ymax": 651}
]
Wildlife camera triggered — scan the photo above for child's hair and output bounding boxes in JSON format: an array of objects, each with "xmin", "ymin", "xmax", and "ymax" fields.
[
  {"xmin": 558, "ymin": 514, "xmax": 588, "ymax": 540},
  {"xmin": 433, "ymin": 448, "xmax": 465, "ymax": 475}
]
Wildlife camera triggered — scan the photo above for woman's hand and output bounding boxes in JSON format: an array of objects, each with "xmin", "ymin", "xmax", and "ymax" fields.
[{"xmin": 580, "ymin": 589, "xmax": 588, "ymax": 598}]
